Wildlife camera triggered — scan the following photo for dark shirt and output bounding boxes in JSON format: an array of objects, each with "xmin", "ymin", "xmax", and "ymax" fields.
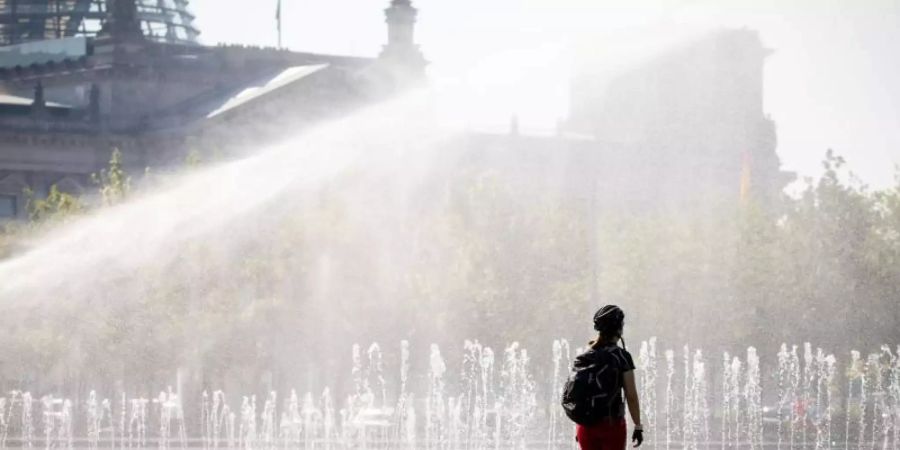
[{"xmin": 572, "ymin": 343, "xmax": 635, "ymax": 418}]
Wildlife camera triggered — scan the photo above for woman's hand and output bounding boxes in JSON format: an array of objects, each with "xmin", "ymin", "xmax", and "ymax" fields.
[{"xmin": 632, "ymin": 427, "xmax": 644, "ymax": 447}]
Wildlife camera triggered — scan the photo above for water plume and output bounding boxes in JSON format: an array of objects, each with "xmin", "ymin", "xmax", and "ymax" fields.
[
  {"xmin": 0, "ymin": 91, "xmax": 443, "ymax": 303},
  {"xmin": 0, "ymin": 90, "xmax": 464, "ymax": 387}
]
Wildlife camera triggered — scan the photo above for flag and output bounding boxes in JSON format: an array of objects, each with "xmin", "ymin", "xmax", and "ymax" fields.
[{"xmin": 275, "ymin": 0, "xmax": 282, "ymax": 48}]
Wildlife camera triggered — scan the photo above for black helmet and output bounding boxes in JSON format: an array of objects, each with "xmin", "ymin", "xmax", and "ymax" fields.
[{"xmin": 593, "ymin": 305, "xmax": 625, "ymax": 337}]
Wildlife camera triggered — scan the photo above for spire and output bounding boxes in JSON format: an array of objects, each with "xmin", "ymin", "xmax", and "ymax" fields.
[
  {"xmin": 89, "ymin": 84, "xmax": 102, "ymax": 123},
  {"xmin": 99, "ymin": 0, "xmax": 144, "ymax": 40},
  {"xmin": 379, "ymin": 0, "xmax": 426, "ymax": 74},
  {"xmin": 276, "ymin": 0, "xmax": 283, "ymax": 48},
  {"xmin": 33, "ymin": 82, "xmax": 45, "ymax": 107},
  {"xmin": 31, "ymin": 82, "xmax": 47, "ymax": 118}
]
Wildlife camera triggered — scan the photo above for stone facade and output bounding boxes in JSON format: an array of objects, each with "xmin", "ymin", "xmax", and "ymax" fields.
[
  {"xmin": 0, "ymin": 0, "xmax": 426, "ymax": 221},
  {"xmin": 0, "ymin": 3, "xmax": 791, "ymax": 221}
]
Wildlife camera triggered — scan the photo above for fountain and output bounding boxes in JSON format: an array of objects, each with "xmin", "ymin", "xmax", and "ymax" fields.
[
  {"xmin": 0, "ymin": 50, "xmax": 894, "ymax": 450},
  {"xmin": 0, "ymin": 339, "xmax": 890, "ymax": 449},
  {"xmin": 639, "ymin": 339, "xmax": 657, "ymax": 450}
]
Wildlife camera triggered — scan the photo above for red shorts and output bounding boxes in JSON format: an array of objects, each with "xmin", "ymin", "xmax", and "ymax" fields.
[{"xmin": 576, "ymin": 418, "xmax": 627, "ymax": 450}]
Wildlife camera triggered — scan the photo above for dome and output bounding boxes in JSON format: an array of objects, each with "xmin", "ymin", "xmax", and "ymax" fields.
[{"xmin": 0, "ymin": 0, "xmax": 199, "ymax": 46}]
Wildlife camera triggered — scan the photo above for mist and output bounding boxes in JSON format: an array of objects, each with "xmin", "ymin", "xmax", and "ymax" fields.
[{"xmin": 0, "ymin": 0, "xmax": 898, "ymax": 448}]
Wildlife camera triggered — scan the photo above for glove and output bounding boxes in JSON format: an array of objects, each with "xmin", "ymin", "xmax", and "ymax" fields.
[{"xmin": 632, "ymin": 428, "xmax": 644, "ymax": 447}]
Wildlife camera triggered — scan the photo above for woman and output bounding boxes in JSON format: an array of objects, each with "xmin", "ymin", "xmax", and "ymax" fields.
[{"xmin": 573, "ymin": 305, "xmax": 644, "ymax": 450}]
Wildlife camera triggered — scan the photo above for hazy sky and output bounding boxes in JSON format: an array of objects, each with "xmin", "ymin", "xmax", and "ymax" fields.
[{"xmin": 191, "ymin": 0, "xmax": 900, "ymax": 189}]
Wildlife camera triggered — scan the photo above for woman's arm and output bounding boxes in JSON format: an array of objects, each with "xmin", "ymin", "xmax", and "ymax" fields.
[{"xmin": 623, "ymin": 370, "xmax": 643, "ymax": 433}]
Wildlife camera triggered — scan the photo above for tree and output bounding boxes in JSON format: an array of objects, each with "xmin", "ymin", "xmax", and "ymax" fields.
[
  {"xmin": 24, "ymin": 185, "xmax": 83, "ymax": 223},
  {"xmin": 91, "ymin": 148, "xmax": 131, "ymax": 206}
]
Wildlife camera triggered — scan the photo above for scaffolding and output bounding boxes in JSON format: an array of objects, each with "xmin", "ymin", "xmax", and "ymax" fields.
[{"xmin": 0, "ymin": 0, "xmax": 199, "ymax": 46}]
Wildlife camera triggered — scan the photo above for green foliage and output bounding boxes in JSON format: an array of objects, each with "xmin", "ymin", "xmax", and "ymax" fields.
[
  {"xmin": 1, "ymin": 148, "xmax": 899, "ymax": 390},
  {"xmin": 588, "ymin": 151, "xmax": 900, "ymax": 351},
  {"xmin": 185, "ymin": 148, "xmax": 203, "ymax": 167},
  {"xmin": 91, "ymin": 148, "xmax": 132, "ymax": 206},
  {"xmin": 24, "ymin": 185, "xmax": 83, "ymax": 223},
  {"xmin": 0, "ymin": 148, "xmax": 133, "ymax": 261},
  {"xmin": 0, "ymin": 223, "xmax": 16, "ymax": 259}
]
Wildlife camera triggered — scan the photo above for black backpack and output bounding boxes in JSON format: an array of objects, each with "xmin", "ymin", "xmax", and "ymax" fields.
[{"xmin": 561, "ymin": 351, "xmax": 623, "ymax": 425}]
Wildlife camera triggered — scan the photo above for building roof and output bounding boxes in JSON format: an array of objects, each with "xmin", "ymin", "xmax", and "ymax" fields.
[
  {"xmin": 206, "ymin": 64, "xmax": 329, "ymax": 119},
  {"xmin": 0, "ymin": 93, "xmax": 69, "ymax": 108}
]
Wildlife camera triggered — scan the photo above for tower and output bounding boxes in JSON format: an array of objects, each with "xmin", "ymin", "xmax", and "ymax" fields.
[{"xmin": 378, "ymin": 0, "xmax": 427, "ymax": 76}]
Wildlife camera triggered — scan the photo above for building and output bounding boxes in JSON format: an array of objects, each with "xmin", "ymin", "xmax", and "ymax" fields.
[
  {"xmin": 567, "ymin": 29, "xmax": 793, "ymax": 208},
  {"xmin": 0, "ymin": 1, "xmax": 791, "ymax": 221},
  {"xmin": 0, "ymin": 0, "xmax": 426, "ymax": 220},
  {"xmin": 450, "ymin": 29, "xmax": 793, "ymax": 213}
]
